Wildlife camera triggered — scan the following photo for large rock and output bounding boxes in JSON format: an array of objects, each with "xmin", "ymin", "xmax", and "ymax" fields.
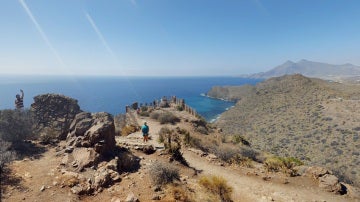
[
  {"xmin": 72, "ymin": 147, "xmax": 100, "ymax": 171},
  {"xmin": 67, "ymin": 112, "xmax": 116, "ymax": 155},
  {"xmin": 318, "ymin": 174, "xmax": 342, "ymax": 193},
  {"xmin": 31, "ymin": 94, "xmax": 81, "ymax": 140}
]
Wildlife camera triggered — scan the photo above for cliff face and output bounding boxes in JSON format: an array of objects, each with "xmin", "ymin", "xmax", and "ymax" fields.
[{"xmin": 214, "ymin": 74, "xmax": 360, "ymax": 186}]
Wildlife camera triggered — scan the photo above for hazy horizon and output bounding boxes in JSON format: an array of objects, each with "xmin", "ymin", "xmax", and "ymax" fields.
[{"xmin": 1, "ymin": 0, "xmax": 360, "ymax": 76}]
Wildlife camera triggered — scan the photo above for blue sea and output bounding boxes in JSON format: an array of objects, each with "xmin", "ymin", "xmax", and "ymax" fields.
[{"xmin": 0, "ymin": 76, "xmax": 261, "ymax": 122}]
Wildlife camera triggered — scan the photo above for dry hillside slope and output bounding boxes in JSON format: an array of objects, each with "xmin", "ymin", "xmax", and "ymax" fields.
[{"xmin": 213, "ymin": 74, "xmax": 360, "ymax": 187}]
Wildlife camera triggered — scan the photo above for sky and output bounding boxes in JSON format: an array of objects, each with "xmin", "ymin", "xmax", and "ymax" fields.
[{"xmin": 0, "ymin": 0, "xmax": 360, "ymax": 76}]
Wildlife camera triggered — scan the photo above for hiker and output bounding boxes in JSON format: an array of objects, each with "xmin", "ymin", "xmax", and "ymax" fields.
[
  {"xmin": 141, "ymin": 121, "xmax": 149, "ymax": 142},
  {"xmin": 15, "ymin": 89, "xmax": 24, "ymax": 109}
]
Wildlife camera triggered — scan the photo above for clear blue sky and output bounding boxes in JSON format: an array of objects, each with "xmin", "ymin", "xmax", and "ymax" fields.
[{"xmin": 1, "ymin": 0, "xmax": 360, "ymax": 76}]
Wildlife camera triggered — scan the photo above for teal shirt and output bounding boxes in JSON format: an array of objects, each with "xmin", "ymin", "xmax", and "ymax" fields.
[{"xmin": 141, "ymin": 125, "xmax": 149, "ymax": 135}]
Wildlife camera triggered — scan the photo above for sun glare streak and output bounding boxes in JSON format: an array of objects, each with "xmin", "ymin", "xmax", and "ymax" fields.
[
  {"xmin": 84, "ymin": 11, "xmax": 142, "ymax": 99},
  {"xmin": 85, "ymin": 12, "xmax": 118, "ymax": 61},
  {"xmin": 18, "ymin": 0, "xmax": 66, "ymax": 68}
]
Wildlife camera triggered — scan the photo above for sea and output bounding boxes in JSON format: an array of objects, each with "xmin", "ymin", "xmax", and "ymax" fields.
[{"xmin": 0, "ymin": 76, "xmax": 261, "ymax": 122}]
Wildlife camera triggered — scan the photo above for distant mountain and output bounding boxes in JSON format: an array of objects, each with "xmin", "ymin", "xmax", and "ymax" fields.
[{"xmin": 250, "ymin": 59, "xmax": 360, "ymax": 79}]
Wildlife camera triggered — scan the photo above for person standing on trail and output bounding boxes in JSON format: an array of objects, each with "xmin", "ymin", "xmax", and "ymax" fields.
[
  {"xmin": 141, "ymin": 121, "xmax": 149, "ymax": 142},
  {"xmin": 15, "ymin": 89, "xmax": 24, "ymax": 110}
]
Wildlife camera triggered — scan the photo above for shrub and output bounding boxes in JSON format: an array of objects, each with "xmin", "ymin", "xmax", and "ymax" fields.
[
  {"xmin": 232, "ymin": 135, "xmax": 250, "ymax": 146},
  {"xmin": 39, "ymin": 127, "xmax": 58, "ymax": 144},
  {"xmin": 0, "ymin": 139, "xmax": 16, "ymax": 171},
  {"xmin": 150, "ymin": 111, "xmax": 161, "ymax": 120},
  {"xmin": 264, "ymin": 156, "xmax": 303, "ymax": 176},
  {"xmin": 169, "ymin": 186, "xmax": 192, "ymax": 202},
  {"xmin": 199, "ymin": 175, "xmax": 233, "ymax": 202},
  {"xmin": 149, "ymin": 161, "xmax": 180, "ymax": 185},
  {"xmin": 158, "ymin": 112, "xmax": 180, "ymax": 124},
  {"xmin": 176, "ymin": 106, "xmax": 184, "ymax": 111},
  {"xmin": 139, "ymin": 111, "xmax": 150, "ymax": 117},
  {"xmin": 121, "ymin": 124, "xmax": 139, "ymax": 136},
  {"xmin": 0, "ymin": 109, "xmax": 33, "ymax": 143},
  {"xmin": 211, "ymin": 145, "xmax": 238, "ymax": 163},
  {"xmin": 158, "ymin": 127, "xmax": 172, "ymax": 143}
]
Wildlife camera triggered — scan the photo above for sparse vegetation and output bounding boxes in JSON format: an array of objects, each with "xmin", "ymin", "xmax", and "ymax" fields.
[
  {"xmin": 149, "ymin": 161, "xmax": 180, "ymax": 185},
  {"xmin": 121, "ymin": 124, "xmax": 139, "ymax": 136},
  {"xmin": 38, "ymin": 127, "xmax": 58, "ymax": 144},
  {"xmin": 264, "ymin": 156, "xmax": 303, "ymax": 176},
  {"xmin": 150, "ymin": 111, "xmax": 180, "ymax": 124},
  {"xmin": 0, "ymin": 109, "xmax": 33, "ymax": 143},
  {"xmin": 0, "ymin": 139, "xmax": 16, "ymax": 171},
  {"xmin": 199, "ymin": 175, "xmax": 233, "ymax": 202}
]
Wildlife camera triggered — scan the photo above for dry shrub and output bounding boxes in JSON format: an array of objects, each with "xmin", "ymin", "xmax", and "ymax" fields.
[
  {"xmin": 158, "ymin": 127, "xmax": 172, "ymax": 143},
  {"xmin": 264, "ymin": 156, "xmax": 303, "ymax": 176},
  {"xmin": 158, "ymin": 112, "xmax": 180, "ymax": 124},
  {"xmin": 199, "ymin": 175, "xmax": 233, "ymax": 202},
  {"xmin": 0, "ymin": 139, "xmax": 16, "ymax": 171},
  {"xmin": 149, "ymin": 161, "xmax": 180, "ymax": 185},
  {"xmin": 39, "ymin": 127, "xmax": 58, "ymax": 144},
  {"xmin": 169, "ymin": 185, "xmax": 193, "ymax": 202},
  {"xmin": 231, "ymin": 155, "xmax": 254, "ymax": 168},
  {"xmin": 121, "ymin": 124, "xmax": 139, "ymax": 136},
  {"xmin": 211, "ymin": 145, "xmax": 238, "ymax": 163}
]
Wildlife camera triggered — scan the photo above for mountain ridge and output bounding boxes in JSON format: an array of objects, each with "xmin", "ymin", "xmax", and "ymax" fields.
[{"xmin": 248, "ymin": 60, "xmax": 360, "ymax": 80}]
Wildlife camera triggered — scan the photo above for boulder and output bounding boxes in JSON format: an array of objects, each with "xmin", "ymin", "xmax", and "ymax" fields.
[
  {"xmin": 31, "ymin": 94, "xmax": 81, "ymax": 140},
  {"xmin": 125, "ymin": 192, "xmax": 139, "ymax": 202},
  {"xmin": 67, "ymin": 112, "xmax": 116, "ymax": 155},
  {"xmin": 143, "ymin": 145, "xmax": 156, "ymax": 154},
  {"xmin": 305, "ymin": 166, "xmax": 332, "ymax": 179},
  {"xmin": 72, "ymin": 148, "xmax": 100, "ymax": 171},
  {"xmin": 318, "ymin": 174, "xmax": 342, "ymax": 193}
]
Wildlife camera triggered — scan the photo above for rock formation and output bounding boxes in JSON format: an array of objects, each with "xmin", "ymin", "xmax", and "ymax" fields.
[
  {"xmin": 31, "ymin": 94, "xmax": 81, "ymax": 140},
  {"xmin": 67, "ymin": 112, "xmax": 116, "ymax": 156}
]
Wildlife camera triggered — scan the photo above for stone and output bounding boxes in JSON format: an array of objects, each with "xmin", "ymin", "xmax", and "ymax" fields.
[
  {"xmin": 318, "ymin": 174, "xmax": 342, "ymax": 193},
  {"xmin": 67, "ymin": 112, "xmax": 116, "ymax": 155},
  {"xmin": 306, "ymin": 166, "xmax": 331, "ymax": 179},
  {"xmin": 40, "ymin": 185, "xmax": 45, "ymax": 192},
  {"xmin": 124, "ymin": 192, "xmax": 139, "ymax": 202},
  {"xmin": 72, "ymin": 147, "xmax": 100, "ymax": 171},
  {"xmin": 142, "ymin": 145, "xmax": 156, "ymax": 154},
  {"xmin": 110, "ymin": 197, "xmax": 121, "ymax": 202},
  {"xmin": 152, "ymin": 194, "xmax": 161, "ymax": 200},
  {"xmin": 342, "ymin": 183, "xmax": 360, "ymax": 199}
]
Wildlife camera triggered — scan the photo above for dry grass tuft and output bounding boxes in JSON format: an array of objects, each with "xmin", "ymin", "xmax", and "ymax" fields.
[{"xmin": 199, "ymin": 175, "xmax": 233, "ymax": 202}]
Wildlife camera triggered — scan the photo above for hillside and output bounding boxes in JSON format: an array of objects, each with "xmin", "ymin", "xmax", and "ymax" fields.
[
  {"xmin": 212, "ymin": 74, "xmax": 360, "ymax": 187},
  {"xmin": 249, "ymin": 60, "xmax": 360, "ymax": 80},
  {"xmin": 1, "ymin": 95, "xmax": 359, "ymax": 201}
]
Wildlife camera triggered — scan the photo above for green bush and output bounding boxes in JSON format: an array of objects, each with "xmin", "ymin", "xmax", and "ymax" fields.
[
  {"xmin": 149, "ymin": 161, "xmax": 180, "ymax": 185},
  {"xmin": 199, "ymin": 175, "xmax": 233, "ymax": 202},
  {"xmin": 0, "ymin": 109, "xmax": 33, "ymax": 143}
]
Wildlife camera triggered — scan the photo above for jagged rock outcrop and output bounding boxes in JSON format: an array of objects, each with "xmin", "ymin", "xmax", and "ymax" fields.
[
  {"xmin": 67, "ymin": 112, "xmax": 116, "ymax": 156},
  {"xmin": 58, "ymin": 112, "xmax": 139, "ymax": 195},
  {"xmin": 31, "ymin": 94, "xmax": 81, "ymax": 140},
  {"xmin": 305, "ymin": 166, "xmax": 343, "ymax": 193}
]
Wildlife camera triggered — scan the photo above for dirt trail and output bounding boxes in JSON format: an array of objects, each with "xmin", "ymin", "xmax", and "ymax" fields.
[{"xmin": 128, "ymin": 111, "xmax": 355, "ymax": 202}]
